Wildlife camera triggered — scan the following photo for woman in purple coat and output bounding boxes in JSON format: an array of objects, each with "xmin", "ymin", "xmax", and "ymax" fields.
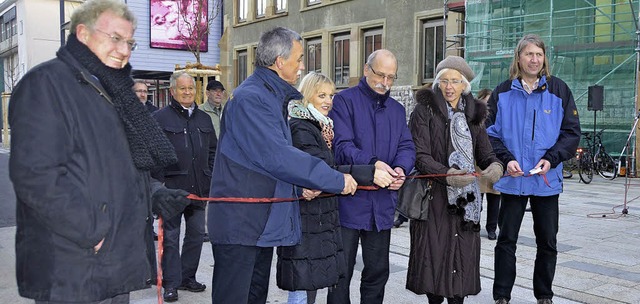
[{"xmin": 277, "ymin": 72, "xmax": 394, "ymax": 304}]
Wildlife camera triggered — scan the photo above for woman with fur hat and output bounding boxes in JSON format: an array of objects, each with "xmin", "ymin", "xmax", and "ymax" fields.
[{"xmin": 405, "ymin": 56, "xmax": 503, "ymax": 303}]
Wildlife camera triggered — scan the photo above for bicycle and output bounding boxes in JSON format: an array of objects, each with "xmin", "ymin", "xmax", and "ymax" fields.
[
  {"xmin": 577, "ymin": 129, "xmax": 617, "ymax": 184},
  {"xmin": 562, "ymin": 156, "xmax": 578, "ymax": 178}
]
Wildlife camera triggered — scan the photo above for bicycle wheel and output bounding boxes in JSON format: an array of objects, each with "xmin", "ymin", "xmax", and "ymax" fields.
[
  {"xmin": 597, "ymin": 152, "xmax": 617, "ymax": 180},
  {"xmin": 578, "ymin": 153, "xmax": 593, "ymax": 184}
]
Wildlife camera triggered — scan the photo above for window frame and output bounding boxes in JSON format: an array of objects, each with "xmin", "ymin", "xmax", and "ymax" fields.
[
  {"xmin": 305, "ymin": 38, "xmax": 322, "ymax": 74},
  {"xmin": 332, "ymin": 33, "xmax": 350, "ymax": 87},
  {"xmin": 363, "ymin": 28, "xmax": 383, "ymax": 66},
  {"xmin": 255, "ymin": 0, "xmax": 266, "ymax": 18},
  {"xmin": 237, "ymin": 0, "xmax": 248, "ymax": 23},
  {"xmin": 236, "ymin": 50, "xmax": 248, "ymax": 86},
  {"xmin": 276, "ymin": 0, "xmax": 288, "ymax": 12},
  {"xmin": 421, "ymin": 19, "xmax": 445, "ymax": 83}
]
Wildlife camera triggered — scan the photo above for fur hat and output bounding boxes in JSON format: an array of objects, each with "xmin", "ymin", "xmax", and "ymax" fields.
[{"xmin": 436, "ymin": 56, "xmax": 475, "ymax": 81}]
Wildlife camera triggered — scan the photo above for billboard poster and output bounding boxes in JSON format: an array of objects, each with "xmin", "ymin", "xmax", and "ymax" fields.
[{"xmin": 150, "ymin": 0, "xmax": 208, "ymax": 52}]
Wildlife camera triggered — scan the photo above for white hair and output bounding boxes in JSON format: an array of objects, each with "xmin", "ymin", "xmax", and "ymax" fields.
[{"xmin": 433, "ymin": 68, "xmax": 471, "ymax": 94}]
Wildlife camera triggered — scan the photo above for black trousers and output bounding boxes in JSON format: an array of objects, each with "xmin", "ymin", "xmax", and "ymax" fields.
[
  {"xmin": 327, "ymin": 228, "xmax": 391, "ymax": 304},
  {"xmin": 211, "ymin": 244, "xmax": 273, "ymax": 304},
  {"xmin": 493, "ymin": 194, "xmax": 559, "ymax": 301},
  {"xmin": 485, "ymin": 193, "xmax": 501, "ymax": 232},
  {"xmin": 162, "ymin": 204, "xmax": 206, "ymax": 289}
]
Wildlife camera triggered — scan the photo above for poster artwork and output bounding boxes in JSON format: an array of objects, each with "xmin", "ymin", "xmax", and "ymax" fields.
[{"xmin": 150, "ymin": 0, "xmax": 208, "ymax": 51}]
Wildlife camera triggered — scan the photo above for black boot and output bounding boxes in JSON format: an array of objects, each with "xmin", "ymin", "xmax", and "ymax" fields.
[
  {"xmin": 426, "ymin": 293, "xmax": 444, "ymax": 304},
  {"xmin": 447, "ymin": 296, "xmax": 465, "ymax": 304}
]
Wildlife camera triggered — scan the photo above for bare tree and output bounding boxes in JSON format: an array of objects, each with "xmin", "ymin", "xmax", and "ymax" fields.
[
  {"xmin": 176, "ymin": 0, "xmax": 222, "ymax": 67},
  {"xmin": 3, "ymin": 52, "xmax": 21, "ymax": 93}
]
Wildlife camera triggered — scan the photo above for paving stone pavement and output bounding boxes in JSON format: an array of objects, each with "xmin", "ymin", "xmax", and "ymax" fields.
[{"xmin": 1, "ymin": 175, "xmax": 639, "ymax": 303}]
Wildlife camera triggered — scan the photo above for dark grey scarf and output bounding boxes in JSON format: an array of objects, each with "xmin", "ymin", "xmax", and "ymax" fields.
[{"xmin": 63, "ymin": 34, "xmax": 177, "ymax": 170}]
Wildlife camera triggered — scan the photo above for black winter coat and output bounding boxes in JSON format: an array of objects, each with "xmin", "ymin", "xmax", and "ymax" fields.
[
  {"xmin": 276, "ymin": 118, "xmax": 375, "ymax": 291},
  {"xmin": 9, "ymin": 47, "xmax": 157, "ymax": 301},
  {"xmin": 405, "ymin": 88, "xmax": 500, "ymax": 298},
  {"xmin": 152, "ymin": 99, "xmax": 217, "ymax": 202}
]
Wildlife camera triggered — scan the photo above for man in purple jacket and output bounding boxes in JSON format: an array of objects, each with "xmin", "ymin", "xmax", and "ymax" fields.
[{"xmin": 328, "ymin": 49, "xmax": 416, "ymax": 304}]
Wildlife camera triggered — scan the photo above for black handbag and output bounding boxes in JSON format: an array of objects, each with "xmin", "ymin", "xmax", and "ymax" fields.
[{"xmin": 396, "ymin": 169, "xmax": 431, "ymax": 221}]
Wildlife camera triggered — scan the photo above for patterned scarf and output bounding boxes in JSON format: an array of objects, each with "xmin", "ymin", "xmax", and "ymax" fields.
[{"xmin": 288, "ymin": 100, "xmax": 334, "ymax": 149}]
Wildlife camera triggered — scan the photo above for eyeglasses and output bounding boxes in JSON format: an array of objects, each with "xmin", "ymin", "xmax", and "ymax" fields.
[
  {"xmin": 367, "ymin": 64, "xmax": 397, "ymax": 81},
  {"xmin": 134, "ymin": 90, "xmax": 148, "ymax": 94},
  {"xmin": 439, "ymin": 79, "xmax": 463, "ymax": 86},
  {"xmin": 93, "ymin": 28, "xmax": 138, "ymax": 51}
]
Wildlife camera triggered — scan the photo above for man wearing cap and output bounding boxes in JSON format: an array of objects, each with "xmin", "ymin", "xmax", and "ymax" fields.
[
  {"xmin": 201, "ymin": 80, "xmax": 226, "ymax": 138},
  {"xmin": 327, "ymin": 49, "xmax": 415, "ymax": 304}
]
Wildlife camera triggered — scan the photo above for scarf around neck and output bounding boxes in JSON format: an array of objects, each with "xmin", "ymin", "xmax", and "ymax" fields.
[
  {"xmin": 63, "ymin": 34, "xmax": 177, "ymax": 170},
  {"xmin": 288, "ymin": 100, "xmax": 334, "ymax": 149}
]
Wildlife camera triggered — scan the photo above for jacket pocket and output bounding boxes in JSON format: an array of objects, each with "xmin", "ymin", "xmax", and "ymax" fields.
[
  {"xmin": 163, "ymin": 125, "xmax": 188, "ymax": 149},
  {"xmin": 197, "ymin": 126, "xmax": 214, "ymax": 148}
]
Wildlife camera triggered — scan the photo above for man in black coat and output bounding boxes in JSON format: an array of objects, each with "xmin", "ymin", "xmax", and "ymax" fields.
[
  {"xmin": 152, "ymin": 71, "xmax": 217, "ymax": 302},
  {"xmin": 8, "ymin": 1, "xmax": 188, "ymax": 302},
  {"xmin": 133, "ymin": 79, "xmax": 159, "ymax": 112}
]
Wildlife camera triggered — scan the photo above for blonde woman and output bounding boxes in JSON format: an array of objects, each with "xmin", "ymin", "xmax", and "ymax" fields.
[{"xmin": 276, "ymin": 72, "xmax": 394, "ymax": 304}]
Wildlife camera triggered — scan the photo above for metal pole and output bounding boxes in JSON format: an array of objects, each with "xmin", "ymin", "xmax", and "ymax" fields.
[
  {"xmin": 2, "ymin": 93, "xmax": 10, "ymax": 149},
  {"xmin": 60, "ymin": 0, "xmax": 65, "ymax": 46}
]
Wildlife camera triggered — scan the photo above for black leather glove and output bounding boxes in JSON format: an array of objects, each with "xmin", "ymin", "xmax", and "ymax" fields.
[{"xmin": 152, "ymin": 188, "xmax": 190, "ymax": 219}]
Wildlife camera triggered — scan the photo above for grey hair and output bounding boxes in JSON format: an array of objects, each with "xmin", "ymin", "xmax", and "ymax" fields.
[
  {"xmin": 70, "ymin": 0, "xmax": 136, "ymax": 34},
  {"xmin": 366, "ymin": 49, "xmax": 397, "ymax": 67},
  {"xmin": 255, "ymin": 27, "xmax": 302, "ymax": 67},
  {"xmin": 433, "ymin": 68, "xmax": 471, "ymax": 94},
  {"xmin": 133, "ymin": 79, "xmax": 147, "ymax": 86},
  {"xmin": 170, "ymin": 71, "xmax": 195, "ymax": 89}
]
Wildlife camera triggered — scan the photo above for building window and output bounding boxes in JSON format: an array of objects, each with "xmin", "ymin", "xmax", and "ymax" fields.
[
  {"xmin": 308, "ymin": 0, "xmax": 321, "ymax": 6},
  {"xmin": 333, "ymin": 33, "xmax": 350, "ymax": 87},
  {"xmin": 237, "ymin": 50, "xmax": 248, "ymax": 85},
  {"xmin": 1, "ymin": 7, "xmax": 16, "ymax": 42},
  {"xmin": 238, "ymin": 0, "xmax": 248, "ymax": 22},
  {"xmin": 421, "ymin": 19, "xmax": 444, "ymax": 82},
  {"xmin": 256, "ymin": 0, "xmax": 266, "ymax": 18},
  {"xmin": 363, "ymin": 28, "xmax": 382, "ymax": 65},
  {"xmin": 276, "ymin": 0, "xmax": 287, "ymax": 12},
  {"xmin": 306, "ymin": 38, "xmax": 322, "ymax": 74}
]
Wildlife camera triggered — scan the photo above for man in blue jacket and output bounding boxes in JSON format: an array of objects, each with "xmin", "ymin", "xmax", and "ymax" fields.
[
  {"xmin": 486, "ymin": 34, "xmax": 581, "ymax": 304},
  {"xmin": 207, "ymin": 27, "xmax": 358, "ymax": 304},
  {"xmin": 328, "ymin": 49, "xmax": 416, "ymax": 304}
]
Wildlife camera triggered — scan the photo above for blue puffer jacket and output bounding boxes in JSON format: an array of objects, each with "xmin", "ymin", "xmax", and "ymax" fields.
[
  {"xmin": 486, "ymin": 76, "xmax": 581, "ymax": 196},
  {"xmin": 207, "ymin": 67, "xmax": 345, "ymax": 247},
  {"xmin": 330, "ymin": 78, "xmax": 416, "ymax": 231}
]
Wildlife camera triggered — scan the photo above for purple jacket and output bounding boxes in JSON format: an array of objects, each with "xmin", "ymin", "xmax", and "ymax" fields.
[{"xmin": 330, "ymin": 78, "xmax": 416, "ymax": 231}]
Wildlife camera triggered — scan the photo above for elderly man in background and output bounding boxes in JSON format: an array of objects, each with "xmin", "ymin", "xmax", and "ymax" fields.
[
  {"xmin": 327, "ymin": 49, "xmax": 416, "ymax": 304},
  {"xmin": 207, "ymin": 26, "xmax": 358, "ymax": 304},
  {"xmin": 201, "ymin": 79, "xmax": 226, "ymax": 138},
  {"xmin": 152, "ymin": 71, "xmax": 217, "ymax": 302},
  {"xmin": 133, "ymin": 79, "xmax": 158, "ymax": 112},
  {"xmin": 8, "ymin": 0, "xmax": 188, "ymax": 303}
]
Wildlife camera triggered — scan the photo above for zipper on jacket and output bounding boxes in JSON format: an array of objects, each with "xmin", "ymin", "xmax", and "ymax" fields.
[
  {"xmin": 531, "ymin": 110, "xmax": 536, "ymax": 141},
  {"xmin": 184, "ymin": 128, "xmax": 188, "ymax": 148}
]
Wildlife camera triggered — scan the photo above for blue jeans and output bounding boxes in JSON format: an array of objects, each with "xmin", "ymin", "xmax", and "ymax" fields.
[
  {"xmin": 288, "ymin": 290, "xmax": 318, "ymax": 304},
  {"xmin": 493, "ymin": 194, "xmax": 559, "ymax": 301},
  {"xmin": 327, "ymin": 228, "xmax": 390, "ymax": 304}
]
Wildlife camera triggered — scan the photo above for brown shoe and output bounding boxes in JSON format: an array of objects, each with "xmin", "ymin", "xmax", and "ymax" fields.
[{"xmin": 495, "ymin": 299, "xmax": 509, "ymax": 304}]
